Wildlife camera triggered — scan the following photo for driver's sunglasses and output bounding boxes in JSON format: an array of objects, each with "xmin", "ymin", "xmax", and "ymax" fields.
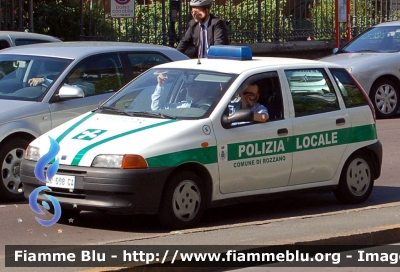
[{"xmin": 242, "ymin": 91, "xmax": 257, "ymax": 96}]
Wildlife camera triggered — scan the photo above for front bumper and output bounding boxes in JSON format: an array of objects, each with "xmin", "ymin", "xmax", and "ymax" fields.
[{"xmin": 21, "ymin": 159, "xmax": 174, "ymax": 215}]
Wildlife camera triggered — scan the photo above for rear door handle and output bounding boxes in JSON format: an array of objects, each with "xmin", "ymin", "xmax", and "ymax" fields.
[
  {"xmin": 336, "ymin": 118, "xmax": 346, "ymax": 125},
  {"xmin": 277, "ymin": 128, "xmax": 288, "ymax": 136}
]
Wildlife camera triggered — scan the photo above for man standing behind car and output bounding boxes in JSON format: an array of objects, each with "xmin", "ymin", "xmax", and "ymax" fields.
[{"xmin": 177, "ymin": 0, "xmax": 229, "ymax": 58}]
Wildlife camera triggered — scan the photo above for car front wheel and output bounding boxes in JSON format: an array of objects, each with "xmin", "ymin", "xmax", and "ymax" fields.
[
  {"xmin": 0, "ymin": 138, "xmax": 30, "ymax": 201},
  {"xmin": 334, "ymin": 152, "xmax": 374, "ymax": 204},
  {"xmin": 370, "ymin": 79, "xmax": 399, "ymax": 119},
  {"xmin": 157, "ymin": 171, "xmax": 206, "ymax": 230}
]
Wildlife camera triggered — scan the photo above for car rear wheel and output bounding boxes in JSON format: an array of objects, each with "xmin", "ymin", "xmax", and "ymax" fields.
[
  {"xmin": 370, "ymin": 79, "xmax": 399, "ymax": 119},
  {"xmin": 334, "ymin": 152, "xmax": 374, "ymax": 204},
  {"xmin": 157, "ymin": 171, "xmax": 206, "ymax": 230},
  {"xmin": 0, "ymin": 138, "xmax": 30, "ymax": 201}
]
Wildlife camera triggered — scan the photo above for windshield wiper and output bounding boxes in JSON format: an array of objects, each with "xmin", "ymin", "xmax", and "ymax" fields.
[
  {"xmin": 97, "ymin": 106, "xmax": 132, "ymax": 116},
  {"xmin": 128, "ymin": 111, "xmax": 177, "ymax": 119},
  {"xmin": 355, "ymin": 49, "xmax": 379, "ymax": 53}
]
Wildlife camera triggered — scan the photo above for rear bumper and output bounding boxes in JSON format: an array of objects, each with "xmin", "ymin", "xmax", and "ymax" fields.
[{"xmin": 365, "ymin": 140, "xmax": 383, "ymax": 180}]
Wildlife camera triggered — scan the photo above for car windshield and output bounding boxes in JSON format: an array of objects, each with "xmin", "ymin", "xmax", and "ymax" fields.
[
  {"xmin": 99, "ymin": 68, "xmax": 236, "ymax": 119},
  {"xmin": 339, "ymin": 25, "xmax": 400, "ymax": 53},
  {"xmin": 0, "ymin": 55, "xmax": 70, "ymax": 101}
]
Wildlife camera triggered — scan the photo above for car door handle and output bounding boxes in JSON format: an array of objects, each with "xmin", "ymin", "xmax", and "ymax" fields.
[
  {"xmin": 277, "ymin": 128, "xmax": 288, "ymax": 136},
  {"xmin": 336, "ymin": 118, "xmax": 346, "ymax": 126}
]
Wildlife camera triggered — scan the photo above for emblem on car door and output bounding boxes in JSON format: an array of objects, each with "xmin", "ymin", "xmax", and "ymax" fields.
[{"xmin": 202, "ymin": 125, "xmax": 211, "ymax": 135}]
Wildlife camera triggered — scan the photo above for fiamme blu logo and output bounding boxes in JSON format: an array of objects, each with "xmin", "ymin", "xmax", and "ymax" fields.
[{"xmin": 28, "ymin": 136, "xmax": 62, "ymax": 227}]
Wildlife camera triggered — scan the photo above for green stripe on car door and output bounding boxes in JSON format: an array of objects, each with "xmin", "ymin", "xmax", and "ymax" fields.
[
  {"xmin": 146, "ymin": 146, "xmax": 218, "ymax": 167},
  {"xmin": 146, "ymin": 124, "xmax": 376, "ymax": 167},
  {"xmin": 227, "ymin": 124, "xmax": 377, "ymax": 161}
]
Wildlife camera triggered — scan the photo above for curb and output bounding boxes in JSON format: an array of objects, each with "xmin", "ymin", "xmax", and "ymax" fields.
[{"xmin": 84, "ymin": 224, "xmax": 400, "ymax": 272}]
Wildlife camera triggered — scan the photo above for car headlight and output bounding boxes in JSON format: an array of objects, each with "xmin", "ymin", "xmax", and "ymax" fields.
[
  {"xmin": 24, "ymin": 145, "xmax": 41, "ymax": 161},
  {"xmin": 91, "ymin": 154, "xmax": 148, "ymax": 169}
]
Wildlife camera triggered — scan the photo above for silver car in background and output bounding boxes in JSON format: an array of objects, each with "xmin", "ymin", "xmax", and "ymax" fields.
[
  {"xmin": 321, "ymin": 21, "xmax": 400, "ymax": 119},
  {"xmin": 0, "ymin": 31, "xmax": 61, "ymax": 50},
  {"xmin": 0, "ymin": 42, "xmax": 189, "ymax": 201}
]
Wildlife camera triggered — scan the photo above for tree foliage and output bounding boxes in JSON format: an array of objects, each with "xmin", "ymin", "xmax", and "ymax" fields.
[
  {"xmin": 32, "ymin": 0, "xmax": 81, "ymax": 41},
  {"xmin": 8, "ymin": 0, "xmax": 399, "ymax": 43}
]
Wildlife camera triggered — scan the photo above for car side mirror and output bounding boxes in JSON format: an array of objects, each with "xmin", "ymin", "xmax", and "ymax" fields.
[
  {"xmin": 58, "ymin": 85, "xmax": 85, "ymax": 100},
  {"xmin": 332, "ymin": 48, "xmax": 339, "ymax": 54},
  {"xmin": 221, "ymin": 109, "xmax": 253, "ymax": 128}
]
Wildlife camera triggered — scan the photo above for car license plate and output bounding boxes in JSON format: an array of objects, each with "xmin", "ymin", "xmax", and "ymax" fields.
[{"xmin": 46, "ymin": 174, "xmax": 75, "ymax": 189}]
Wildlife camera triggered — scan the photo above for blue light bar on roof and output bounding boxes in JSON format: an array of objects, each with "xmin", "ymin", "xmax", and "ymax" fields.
[{"xmin": 207, "ymin": 45, "xmax": 252, "ymax": 60}]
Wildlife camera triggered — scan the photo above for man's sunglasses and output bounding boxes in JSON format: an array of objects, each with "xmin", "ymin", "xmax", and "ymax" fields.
[{"xmin": 242, "ymin": 91, "xmax": 257, "ymax": 96}]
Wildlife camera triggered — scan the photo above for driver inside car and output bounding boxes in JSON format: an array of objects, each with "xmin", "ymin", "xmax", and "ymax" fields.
[
  {"xmin": 28, "ymin": 65, "xmax": 95, "ymax": 95},
  {"xmin": 229, "ymin": 82, "xmax": 269, "ymax": 123},
  {"xmin": 151, "ymin": 73, "xmax": 212, "ymax": 110}
]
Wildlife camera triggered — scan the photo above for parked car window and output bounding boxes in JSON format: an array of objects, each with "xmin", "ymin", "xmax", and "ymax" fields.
[
  {"xmin": 340, "ymin": 26, "xmax": 400, "ymax": 53},
  {"xmin": 128, "ymin": 53, "xmax": 171, "ymax": 79},
  {"xmin": 0, "ymin": 57, "xmax": 70, "ymax": 100},
  {"xmin": 69, "ymin": 53, "xmax": 125, "ymax": 95},
  {"xmin": 329, "ymin": 68, "xmax": 369, "ymax": 108},
  {"xmin": 0, "ymin": 60, "xmax": 14, "ymax": 78},
  {"xmin": 36, "ymin": 60, "xmax": 67, "ymax": 80},
  {"xmin": 14, "ymin": 39, "xmax": 53, "ymax": 46},
  {"xmin": 0, "ymin": 40, "xmax": 10, "ymax": 50},
  {"xmin": 285, "ymin": 68, "xmax": 339, "ymax": 117}
]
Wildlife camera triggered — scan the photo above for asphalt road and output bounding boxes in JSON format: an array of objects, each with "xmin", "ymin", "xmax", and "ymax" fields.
[{"xmin": 2, "ymin": 114, "xmax": 400, "ymax": 272}]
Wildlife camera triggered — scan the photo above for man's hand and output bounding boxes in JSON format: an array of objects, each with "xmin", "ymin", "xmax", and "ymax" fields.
[
  {"xmin": 253, "ymin": 113, "xmax": 268, "ymax": 123},
  {"xmin": 157, "ymin": 73, "xmax": 168, "ymax": 87},
  {"xmin": 28, "ymin": 78, "xmax": 45, "ymax": 86}
]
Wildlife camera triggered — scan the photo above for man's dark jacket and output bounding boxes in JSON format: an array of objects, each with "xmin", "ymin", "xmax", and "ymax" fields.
[{"xmin": 177, "ymin": 14, "xmax": 229, "ymax": 57}]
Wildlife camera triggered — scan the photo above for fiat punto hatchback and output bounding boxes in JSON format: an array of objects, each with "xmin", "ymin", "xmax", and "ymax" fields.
[{"xmin": 21, "ymin": 46, "xmax": 382, "ymax": 229}]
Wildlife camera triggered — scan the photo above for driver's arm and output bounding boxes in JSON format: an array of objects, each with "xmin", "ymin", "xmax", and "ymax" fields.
[
  {"xmin": 151, "ymin": 85, "xmax": 164, "ymax": 110},
  {"xmin": 252, "ymin": 105, "xmax": 269, "ymax": 123},
  {"xmin": 253, "ymin": 113, "xmax": 268, "ymax": 122},
  {"xmin": 28, "ymin": 77, "xmax": 53, "ymax": 87},
  {"xmin": 151, "ymin": 74, "xmax": 167, "ymax": 110}
]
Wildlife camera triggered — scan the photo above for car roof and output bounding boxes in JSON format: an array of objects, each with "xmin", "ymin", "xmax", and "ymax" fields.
[
  {"xmin": 0, "ymin": 41, "xmax": 185, "ymax": 59},
  {"xmin": 0, "ymin": 31, "xmax": 61, "ymax": 42},
  {"xmin": 154, "ymin": 57, "xmax": 344, "ymax": 74},
  {"xmin": 373, "ymin": 21, "xmax": 400, "ymax": 27}
]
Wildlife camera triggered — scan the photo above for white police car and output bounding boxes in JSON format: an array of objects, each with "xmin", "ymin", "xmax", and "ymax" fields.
[{"xmin": 21, "ymin": 46, "xmax": 382, "ymax": 229}]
